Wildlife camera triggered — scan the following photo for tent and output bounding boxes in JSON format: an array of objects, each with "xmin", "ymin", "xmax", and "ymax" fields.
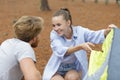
[{"xmin": 83, "ymin": 28, "xmax": 120, "ymax": 80}]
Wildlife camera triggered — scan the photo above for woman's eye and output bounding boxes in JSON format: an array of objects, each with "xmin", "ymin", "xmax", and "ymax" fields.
[
  {"xmin": 57, "ymin": 23, "xmax": 61, "ymax": 26},
  {"xmin": 52, "ymin": 24, "xmax": 55, "ymax": 27},
  {"xmin": 52, "ymin": 23, "xmax": 61, "ymax": 27}
]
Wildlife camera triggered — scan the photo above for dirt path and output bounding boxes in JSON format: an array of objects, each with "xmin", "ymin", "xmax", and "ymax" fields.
[{"xmin": 0, "ymin": 0, "xmax": 120, "ymax": 75}]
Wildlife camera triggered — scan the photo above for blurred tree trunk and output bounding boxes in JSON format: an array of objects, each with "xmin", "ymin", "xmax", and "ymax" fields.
[
  {"xmin": 116, "ymin": 0, "xmax": 118, "ymax": 3},
  {"xmin": 116, "ymin": 0, "xmax": 120, "ymax": 6},
  {"xmin": 82, "ymin": 0, "xmax": 85, "ymax": 3},
  {"xmin": 94, "ymin": 0, "xmax": 98, "ymax": 3},
  {"xmin": 40, "ymin": 0, "xmax": 51, "ymax": 11},
  {"xmin": 105, "ymin": 0, "xmax": 109, "ymax": 5}
]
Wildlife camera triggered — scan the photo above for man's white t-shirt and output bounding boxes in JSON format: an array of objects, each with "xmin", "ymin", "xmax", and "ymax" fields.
[{"xmin": 0, "ymin": 38, "xmax": 36, "ymax": 80}]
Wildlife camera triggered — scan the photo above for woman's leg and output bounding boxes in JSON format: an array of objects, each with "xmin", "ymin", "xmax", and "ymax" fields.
[
  {"xmin": 64, "ymin": 70, "xmax": 80, "ymax": 80},
  {"xmin": 51, "ymin": 74, "xmax": 64, "ymax": 80}
]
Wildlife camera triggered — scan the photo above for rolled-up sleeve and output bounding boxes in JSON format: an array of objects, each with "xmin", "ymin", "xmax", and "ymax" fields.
[
  {"xmin": 50, "ymin": 31, "xmax": 69, "ymax": 58},
  {"xmin": 84, "ymin": 28, "xmax": 105, "ymax": 44}
]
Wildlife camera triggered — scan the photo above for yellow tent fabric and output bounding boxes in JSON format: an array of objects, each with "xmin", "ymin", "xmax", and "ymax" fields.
[{"xmin": 88, "ymin": 29, "xmax": 113, "ymax": 80}]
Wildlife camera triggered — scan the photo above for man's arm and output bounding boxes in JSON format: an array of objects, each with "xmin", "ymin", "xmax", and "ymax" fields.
[{"xmin": 20, "ymin": 58, "xmax": 41, "ymax": 80}]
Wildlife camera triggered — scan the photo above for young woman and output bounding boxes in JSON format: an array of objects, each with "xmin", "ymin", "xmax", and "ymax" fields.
[{"xmin": 43, "ymin": 8, "xmax": 112, "ymax": 80}]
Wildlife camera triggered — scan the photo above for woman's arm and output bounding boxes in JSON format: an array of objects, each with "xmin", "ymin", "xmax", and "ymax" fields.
[
  {"xmin": 66, "ymin": 42, "xmax": 95, "ymax": 55},
  {"xmin": 20, "ymin": 58, "xmax": 41, "ymax": 80}
]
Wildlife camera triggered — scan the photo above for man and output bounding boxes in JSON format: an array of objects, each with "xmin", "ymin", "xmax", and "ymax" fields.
[{"xmin": 0, "ymin": 16, "xmax": 44, "ymax": 80}]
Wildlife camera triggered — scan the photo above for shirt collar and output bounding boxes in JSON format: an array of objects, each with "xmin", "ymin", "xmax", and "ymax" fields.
[{"xmin": 72, "ymin": 26, "xmax": 78, "ymax": 40}]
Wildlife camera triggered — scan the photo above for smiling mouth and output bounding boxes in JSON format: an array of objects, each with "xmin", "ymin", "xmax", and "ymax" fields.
[
  {"xmin": 56, "ymin": 30, "xmax": 61, "ymax": 34},
  {"xmin": 57, "ymin": 32, "xmax": 61, "ymax": 34}
]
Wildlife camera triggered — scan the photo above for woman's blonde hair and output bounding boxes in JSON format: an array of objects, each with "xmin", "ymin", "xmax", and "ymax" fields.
[{"xmin": 13, "ymin": 16, "xmax": 44, "ymax": 42}]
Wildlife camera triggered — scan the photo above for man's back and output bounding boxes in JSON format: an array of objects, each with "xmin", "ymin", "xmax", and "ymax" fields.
[
  {"xmin": 0, "ymin": 38, "xmax": 36, "ymax": 80},
  {"xmin": 0, "ymin": 38, "xmax": 24, "ymax": 80}
]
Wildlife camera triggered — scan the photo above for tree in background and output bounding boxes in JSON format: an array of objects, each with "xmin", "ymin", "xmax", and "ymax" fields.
[
  {"xmin": 105, "ymin": 0, "xmax": 120, "ymax": 5},
  {"xmin": 95, "ymin": 0, "xmax": 98, "ymax": 3},
  {"xmin": 116, "ymin": 0, "xmax": 120, "ymax": 6},
  {"xmin": 82, "ymin": 0, "xmax": 85, "ymax": 3},
  {"xmin": 40, "ymin": 0, "xmax": 51, "ymax": 11},
  {"xmin": 105, "ymin": 0, "xmax": 109, "ymax": 4}
]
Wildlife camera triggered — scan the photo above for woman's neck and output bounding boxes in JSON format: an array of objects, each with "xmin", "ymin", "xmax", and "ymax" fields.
[{"xmin": 64, "ymin": 27, "xmax": 73, "ymax": 39}]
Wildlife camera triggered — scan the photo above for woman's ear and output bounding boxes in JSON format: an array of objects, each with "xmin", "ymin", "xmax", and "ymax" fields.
[{"xmin": 67, "ymin": 20, "xmax": 71, "ymax": 26}]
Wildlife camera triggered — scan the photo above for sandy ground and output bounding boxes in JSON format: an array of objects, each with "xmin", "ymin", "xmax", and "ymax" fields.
[{"xmin": 0, "ymin": 0, "xmax": 120, "ymax": 77}]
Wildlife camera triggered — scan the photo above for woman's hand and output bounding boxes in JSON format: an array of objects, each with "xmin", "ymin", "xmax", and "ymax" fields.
[
  {"xmin": 108, "ymin": 24, "xmax": 117, "ymax": 28},
  {"xmin": 81, "ymin": 42, "xmax": 95, "ymax": 53},
  {"xmin": 104, "ymin": 24, "xmax": 117, "ymax": 37}
]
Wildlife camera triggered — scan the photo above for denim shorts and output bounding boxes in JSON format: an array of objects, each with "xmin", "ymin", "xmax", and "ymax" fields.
[{"xmin": 57, "ymin": 63, "xmax": 76, "ymax": 77}]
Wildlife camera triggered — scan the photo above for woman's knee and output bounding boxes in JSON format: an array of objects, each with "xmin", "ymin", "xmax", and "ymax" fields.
[
  {"xmin": 65, "ymin": 70, "xmax": 80, "ymax": 80},
  {"xmin": 51, "ymin": 74, "xmax": 64, "ymax": 80}
]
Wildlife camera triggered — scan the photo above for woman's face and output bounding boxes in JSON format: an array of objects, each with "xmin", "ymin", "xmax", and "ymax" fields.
[{"xmin": 52, "ymin": 15, "xmax": 70, "ymax": 36}]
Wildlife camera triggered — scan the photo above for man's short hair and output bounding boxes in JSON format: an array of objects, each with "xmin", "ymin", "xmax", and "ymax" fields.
[{"xmin": 13, "ymin": 16, "xmax": 44, "ymax": 42}]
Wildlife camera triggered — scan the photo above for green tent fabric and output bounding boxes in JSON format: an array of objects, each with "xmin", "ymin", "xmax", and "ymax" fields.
[
  {"xmin": 83, "ymin": 28, "xmax": 120, "ymax": 80},
  {"xmin": 87, "ymin": 29, "xmax": 113, "ymax": 80}
]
